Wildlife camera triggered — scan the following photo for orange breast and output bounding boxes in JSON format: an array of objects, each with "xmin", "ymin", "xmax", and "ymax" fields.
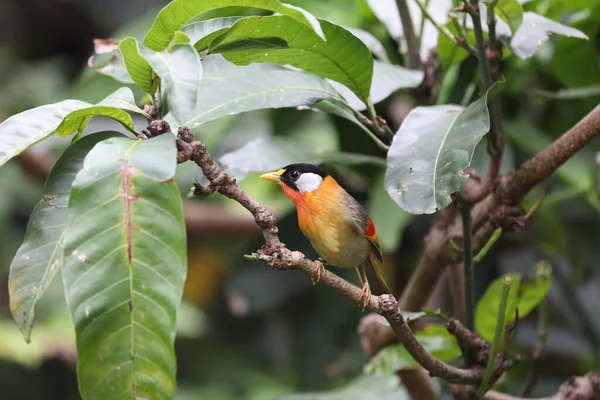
[{"xmin": 281, "ymin": 177, "xmax": 370, "ymax": 268}]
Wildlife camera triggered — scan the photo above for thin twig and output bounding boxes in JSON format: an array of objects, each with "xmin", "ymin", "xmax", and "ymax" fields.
[
  {"xmin": 477, "ymin": 276, "xmax": 512, "ymax": 397},
  {"xmin": 522, "ymin": 188, "xmax": 549, "ymax": 222},
  {"xmin": 396, "ymin": 0, "xmax": 422, "ymax": 69},
  {"xmin": 459, "ymin": 201, "xmax": 475, "ymax": 365},
  {"xmin": 474, "ymin": 228, "xmax": 502, "ymax": 263}
]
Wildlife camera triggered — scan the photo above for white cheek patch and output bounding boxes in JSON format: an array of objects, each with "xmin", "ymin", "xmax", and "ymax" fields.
[{"xmin": 295, "ymin": 173, "xmax": 323, "ymax": 193}]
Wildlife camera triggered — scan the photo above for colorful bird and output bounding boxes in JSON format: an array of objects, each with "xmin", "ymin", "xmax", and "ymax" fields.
[{"xmin": 260, "ymin": 163, "xmax": 392, "ymax": 309}]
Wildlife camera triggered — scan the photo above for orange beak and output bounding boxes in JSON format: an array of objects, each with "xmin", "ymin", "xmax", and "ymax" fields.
[{"xmin": 259, "ymin": 169, "xmax": 285, "ymax": 183}]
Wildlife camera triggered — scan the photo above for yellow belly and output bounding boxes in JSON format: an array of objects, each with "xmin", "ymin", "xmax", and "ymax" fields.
[{"xmin": 298, "ymin": 205, "xmax": 370, "ymax": 268}]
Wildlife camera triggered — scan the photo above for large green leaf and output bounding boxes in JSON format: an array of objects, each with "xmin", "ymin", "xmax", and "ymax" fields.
[
  {"xmin": 62, "ymin": 134, "xmax": 186, "ymax": 400},
  {"xmin": 328, "ymin": 61, "xmax": 424, "ymax": 111},
  {"xmin": 368, "ymin": 172, "xmax": 413, "ymax": 252},
  {"xmin": 143, "ymin": 0, "xmax": 324, "ymax": 51},
  {"xmin": 219, "ymin": 135, "xmax": 384, "ymax": 180},
  {"xmin": 181, "ymin": 17, "xmax": 242, "ymax": 51},
  {"xmin": 57, "ymin": 88, "xmax": 146, "ymax": 139},
  {"xmin": 140, "ymin": 35, "xmax": 203, "ymax": 124},
  {"xmin": 492, "ymin": 0, "xmax": 524, "ymax": 35},
  {"xmin": 364, "ymin": 325, "xmax": 461, "ymax": 375},
  {"xmin": 8, "ymin": 132, "xmax": 120, "ymax": 343},
  {"xmin": 385, "ymin": 94, "xmax": 492, "ymax": 215},
  {"xmin": 119, "ymin": 37, "xmax": 158, "ymax": 96},
  {"xmin": 0, "ymin": 100, "xmax": 88, "ymax": 168},
  {"xmin": 181, "ymin": 55, "xmax": 345, "ymax": 128},
  {"xmin": 208, "ymin": 16, "xmax": 374, "ymax": 102}
]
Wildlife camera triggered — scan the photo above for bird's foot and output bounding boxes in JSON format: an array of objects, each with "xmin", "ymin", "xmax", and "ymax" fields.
[
  {"xmin": 311, "ymin": 258, "xmax": 326, "ymax": 285},
  {"xmin": 358, "ymin": 283, "xmax": 371, "ymax": 311}
]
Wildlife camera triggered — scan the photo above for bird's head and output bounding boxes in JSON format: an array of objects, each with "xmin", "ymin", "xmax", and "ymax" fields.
[{"xmin": 260, "ymin": 163, "xmax": 330, "ymax": 201}]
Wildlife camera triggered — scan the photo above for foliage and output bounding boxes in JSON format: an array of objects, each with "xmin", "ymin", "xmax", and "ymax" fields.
[{"xmin": 0, "ymin": 0, "xmax": 598, "ymax": 398}]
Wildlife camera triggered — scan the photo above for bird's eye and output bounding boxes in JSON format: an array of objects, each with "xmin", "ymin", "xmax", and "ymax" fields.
[{"xmin": 289, "ymin": 170, "xmax": 300, "ymax": 179}]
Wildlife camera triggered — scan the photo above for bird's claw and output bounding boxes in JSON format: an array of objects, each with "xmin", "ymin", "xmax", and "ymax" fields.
[
  {"xmin": 311, "ymin": 259, "xmax": 326, "ymax": 285},
  {"xmin": 358, "ymin": 284, "xmax": 371, "ymax": 311}
]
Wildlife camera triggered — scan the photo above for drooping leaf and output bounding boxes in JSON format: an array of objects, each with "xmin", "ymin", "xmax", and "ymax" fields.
[
  {"xmin": 8, "ymin": 132, "xmax": 121, "ymax": 343},
  {"xmin": 181, "ymin": 55, "xmax": 346, "ymax": 128},
  {"xmin": 119, "ymin": 37, "xmax": 158, "ymax": 96},
  {"xmin": 88, "ymin": 39, "xmax": 134, "ymax": 84},
  {"xmin": 143, "ymin": 0, "xmax": 324, "ymax": 51},
  {"xmin": 517, "ymin": 261, "xmax": 552, "ymax": 317},
  {"xmin": 475, "ymin": 273, "xmax": 521, "ymax": 342},
  {"xmin": 364, "ymin": 325, "xmax": 461, "ymax": 375},
  {"xmin": 346, "ymin": 27, "xmax": 390, "ymax": 62},
  {"xmin": 62, "ymin": 134, "xmax": 186, "ymax": 400},
  {"xmin": 368, "ymin": 172, "xmax": 413, "ymax": 252},
  {"xmin": 385, "ymin": 89, "xmax": 494, "ymax": 214},
  {"xmin": 495, "ymin": 11, "xmax": 588, "ymax": 59},
  {"xmin": 328, "ymin": 61, "xmax": 424, "ymax": 111},
  {"xmin": 181, "ymin": 17, "xmax": 242, "ymax": 51},
  {"xmin": 492, "ymin": 0, "xmax": 524, "ymax": 35},
  {"xmin": 0, "ymin": 100, "xmax": 89, "ymax": 168},
  {"xmin": 140, "ymin": 34, "xmax": 203, "ymax": 124},
  {"xmin": 208, "ymin": 16, "xmax": 374, "ymax": 102},
  {"xmin": 57, "ymin": 88, "xmax": 146, "ymax": 139},
  {"xmin": 282, "ymin": 374, "xmax": 409, "ymax": 400},
  {"xmin": 219, "ymin": 135, "xmax": 384, "ymax": 181}
]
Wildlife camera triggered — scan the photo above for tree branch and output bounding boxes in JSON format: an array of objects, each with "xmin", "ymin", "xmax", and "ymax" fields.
[
  {"xmin": 358, "ymin": 105, "xmax": 600, "ymax": 356},
  {"xmin": 453, "ymin": 372, "xmax": 600, "ymax": 400},
  {"xmin": 396, "ymin": 0, "xmax": 422, "ymax": 70},
  {"xmin": 175, "ymin": 126, "xmax": 486, "ymax": 386}
]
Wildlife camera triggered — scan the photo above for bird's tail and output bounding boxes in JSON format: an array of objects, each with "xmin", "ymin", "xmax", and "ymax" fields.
[{"xmin": 367, "ymin": 252, "xmax": 393, "ymax": 295}]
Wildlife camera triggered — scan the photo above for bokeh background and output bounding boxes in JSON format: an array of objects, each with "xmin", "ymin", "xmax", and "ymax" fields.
[{"xmin": 0, "ymin": 0, "xmax": 599, "ymax": 399}]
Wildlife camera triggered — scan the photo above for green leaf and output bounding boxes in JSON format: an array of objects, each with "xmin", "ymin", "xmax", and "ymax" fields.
[
  {"xmin": 142, "ymin": 0, "xmax": 325, "ymax": 51},
  {"xmin": 209, "ymin": 16, "xmax": 374, "ymax": 102},
  {"xmin": 368, "ymin": 172, "xmax": 413, "ymax": 252},
  {"xmin": 497, "ymin": 12, "xmax": 587, "ymax": 59},
  {"xmin": 140, "ymin": 35, "xmax": 203, "ymax": 124},
  {"xmin": 385, "ymin": 90, "xmax": 494, "ymax": 214},
  {"xmin": 88, "ymin": 39, "xmax": 134, "ymax": 84},
  {"xmin": 181, "ymin": 17, "xmax": 243, "ymax": 52},
  {"xmin": 119, "ymin": 37, "xmax": 158, "ymax": 95},
  {"xmin": 346, "ymin": 27, "xmax": 390, "ymax": 62},
  {"xmin": 181, "ymin": 55, "xmax": 346, "ymax": 128},
  {"xmin": 0, "ymin": 100, "xmax": 88, "ymax": 168},
  {"xmin": 492, "ymin": 0, "xmax": 524, "ymax": 35},
  {"xmin": 475, "ymin": 273, "xmax": 521, "ymax": 342},
  {"xmin": 328, "ymin": 61, "xmax": 423, "ymax": 111},
  {"xmin": 365, "ymin": 325, "xmax": 461, "ymax": 375},
  {"xmin": 518, "ymin": 261, "xmax": 552, "ymax": 317},
  {"xmin": 62, "ymin": 134, "xmax": 186, "ymax": 399},
  {"xmin": 219, "ymin": 135, "xmax": 384, "ymax": 181},
  {"xmin": 8, "ymin": 132, "xmax": 120, "ymax": 343},
  {"xmin": 282, "ymin": 374, "xmax": 408, "ymax": 400},
  {"xmin": 57, "ymin": 88, "xmax": 146, "ymax": 139}
]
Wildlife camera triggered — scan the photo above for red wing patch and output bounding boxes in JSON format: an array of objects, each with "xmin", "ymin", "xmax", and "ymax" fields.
[{"xmin": 365, "ymin": 217, "xmax": 376, "ymax": 238}]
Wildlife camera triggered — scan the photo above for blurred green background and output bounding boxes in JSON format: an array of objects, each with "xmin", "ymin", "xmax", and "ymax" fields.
[{"xmin": 0, "ymin": 0, "xmax": 599, "ymax": 399}]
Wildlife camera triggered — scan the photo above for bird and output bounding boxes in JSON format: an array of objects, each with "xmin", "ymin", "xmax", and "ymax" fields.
[{"xmin": 260, "ymin": 163, "xmax": 392, "ymax": 309}]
